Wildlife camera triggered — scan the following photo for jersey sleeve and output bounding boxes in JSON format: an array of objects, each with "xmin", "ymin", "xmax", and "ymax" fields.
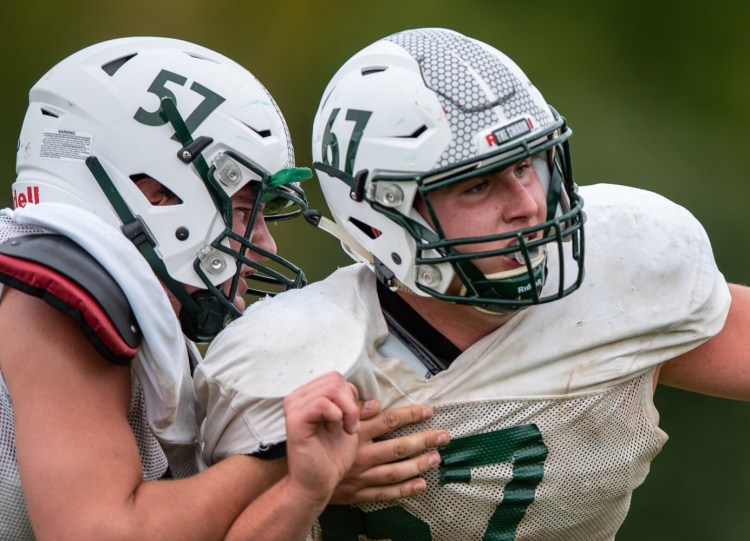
[
  {"xmin": 596, "ymin": 184, "xmax": 729, "ymax": 368},
  {"xmin": 193, "ymin": 272, "xmax": 379, "ymax": 465},
  {"xmin": 550, "ymin": 184, "xmax": 731, "ymax": 390}
]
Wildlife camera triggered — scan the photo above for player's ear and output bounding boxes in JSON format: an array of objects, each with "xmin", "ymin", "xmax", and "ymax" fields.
[{"xmin": 132, "ymin": 175, "xmax": 182, "ymax": 206}]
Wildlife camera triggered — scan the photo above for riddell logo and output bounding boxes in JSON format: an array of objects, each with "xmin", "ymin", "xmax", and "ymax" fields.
[{"xmin": 13, "ymin": 186, "xmax": 40, "ymax": 208}]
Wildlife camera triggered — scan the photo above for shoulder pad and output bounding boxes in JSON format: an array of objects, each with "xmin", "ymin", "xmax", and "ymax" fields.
[{"xmin": 0, "ymin": 234, "xmax": 141, "ymax": 365}]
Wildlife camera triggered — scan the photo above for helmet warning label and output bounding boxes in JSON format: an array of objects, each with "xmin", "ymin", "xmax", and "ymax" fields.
[{"xmin": 40, "ymin": 129, "xmax": 93, "ymax": 162}]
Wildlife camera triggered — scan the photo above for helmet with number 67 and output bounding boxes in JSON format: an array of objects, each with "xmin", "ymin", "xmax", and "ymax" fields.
[
  {"xmin": 15, "ymin": 36, "xmax": 309, "ymax": 341},
  {"xmin": 311, "ymin": 28, "xmax": 585, "ymax": 313}
]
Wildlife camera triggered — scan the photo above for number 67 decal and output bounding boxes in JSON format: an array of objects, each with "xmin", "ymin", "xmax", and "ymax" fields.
[
  {"xmin": 320, "ymin": 108, "xmax": 372, "ymax": 176},
  {"xmin": 319, "ymin": 424, "xmax": 548, "ymax": 541}
]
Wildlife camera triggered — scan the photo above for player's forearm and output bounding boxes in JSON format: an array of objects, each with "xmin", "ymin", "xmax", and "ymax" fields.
[
  {"xmin": 224, "ymin": 474, "xmax": 330, "ymax": 541},
  {"xmin": 122, "ymin": 455, "xmax": 279, "ymax": 541}
]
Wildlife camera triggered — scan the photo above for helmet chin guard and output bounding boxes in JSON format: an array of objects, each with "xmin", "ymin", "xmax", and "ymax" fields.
[
  {"xmin": 178, "ymin": 290, "xmax": 231, "ymax": 343},
  {"xmin": 456, "ymin": 249, "xmax": 548, "ymax": 314}
]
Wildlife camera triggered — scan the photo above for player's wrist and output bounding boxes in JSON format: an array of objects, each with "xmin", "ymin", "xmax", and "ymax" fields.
[{"xmin": 279, "ymin": 472, "xmax": 337, "ymax": 516}]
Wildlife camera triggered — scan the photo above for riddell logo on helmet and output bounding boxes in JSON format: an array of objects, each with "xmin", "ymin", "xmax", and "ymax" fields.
[
  {"xmin": 484, "ymin": 117, "xmax": 534, "ymax": 147},
  {"xmin": 13, "ymin": 186, "xmax": 40, "ymax": 208}
]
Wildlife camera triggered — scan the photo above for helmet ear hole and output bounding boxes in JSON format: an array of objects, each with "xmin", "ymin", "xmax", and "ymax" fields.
[
  {"xmin": 131, "ymin": 175, "xmax": 183, "ymax": 206},
  {"xmin": 349, "ymin": 216, "xmax": 380, "ymax": 239}
]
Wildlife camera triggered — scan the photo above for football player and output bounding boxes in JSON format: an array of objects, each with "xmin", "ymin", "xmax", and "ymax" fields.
[
  {"xmin": 195, "ymin": 27, "xmax": 750, "ymax": 540},
  {"xmin": 0, "ymin": 36, "xmax": 444, "ymax": 541}
]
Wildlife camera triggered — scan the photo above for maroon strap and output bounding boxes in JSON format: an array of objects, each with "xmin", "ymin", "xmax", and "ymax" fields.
[{"xmin": 0, "ymin": 251, "xmax": 140, "ymax": 365}]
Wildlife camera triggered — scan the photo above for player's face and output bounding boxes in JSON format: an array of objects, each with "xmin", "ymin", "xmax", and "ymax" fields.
[
  {"xmin": 225, "ymin": 184, "xmax": 277, "ymax": 312},
  {"xmin": 416, "ymin": 157, "xmax": 547, "ymax": 279},
  {"xmin": 155, "ymin": 180, "xmax": 278, "ymax": 316}
]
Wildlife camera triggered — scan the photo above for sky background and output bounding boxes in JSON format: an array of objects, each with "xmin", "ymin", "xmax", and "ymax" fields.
[{"xmin": 1, "ymin": 1, "xmax": 748, "ymax": 538}]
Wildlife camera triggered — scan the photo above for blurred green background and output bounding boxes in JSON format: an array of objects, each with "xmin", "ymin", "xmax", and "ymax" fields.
[{"xmin": 1, "ymin": 1, "xmax": 748, "ymax": 539}]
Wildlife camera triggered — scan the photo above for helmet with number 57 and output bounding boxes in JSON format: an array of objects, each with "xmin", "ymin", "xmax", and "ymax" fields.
[
  {"xmin": 310, "ymin": 28, "xmax": 585, "ymax": 313},
  {"xmin": 14, "ymin": 36, "xmax": 309, "ymax": 341}
]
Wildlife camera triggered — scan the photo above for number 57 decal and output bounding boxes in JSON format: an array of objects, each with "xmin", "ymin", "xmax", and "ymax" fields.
[
  {"xmin": 319, "ymin": 424, "xmax": 548, "ymax": 541},
  {"xmin": 133, "ymin": 69, "xmax": 225, "ymax": 136}
]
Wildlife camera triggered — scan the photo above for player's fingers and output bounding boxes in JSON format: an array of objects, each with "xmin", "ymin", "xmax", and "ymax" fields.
[
  {"xmin": 339, "ymin": 382, "xmax": 361, "ymax": 434},
  {"xmin": 356, "ymin": 429, "xmax": 450, "ymax": 467},
  {"xmin": 312, "ymin": 375, "xmax": 360, "ymax": 434},
  {"xmin": 358, "ymin": 404, "xmax": 435, "ymax": 441},
  {"xmin": 357, "ymin": 399, "xmax": 381, "ymax": 421},
  {"xmin": 332, "ymin": 476, "xmax": 429, "ymax": 504},
  {"xmin": 360, "ymin": 448, "xmax": 443, "ymax": 483},
  {"xmin": 285, "ymin": 372, "xmax": 359, "ymax": 432}
]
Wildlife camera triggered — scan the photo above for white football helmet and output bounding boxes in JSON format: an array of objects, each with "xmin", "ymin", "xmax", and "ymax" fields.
[
  {"xmin": 14, "ymin": 36, "xmax": 309, "ymax": 341},
  {"xmin": 310, "ymin": 28, "xmax": 585, "ymax": 312}
]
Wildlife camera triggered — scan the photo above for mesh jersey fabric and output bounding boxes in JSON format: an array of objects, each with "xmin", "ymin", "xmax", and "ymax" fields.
[{"xmin": 313, "ymin": 371, "xmax": 661, "ymax": 541}]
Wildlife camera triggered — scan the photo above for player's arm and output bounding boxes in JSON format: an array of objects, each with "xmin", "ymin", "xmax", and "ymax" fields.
[
  {"xmin": 0, "ymin": 287, "xmax": 281, "ymax": 541},
  {"xmin": 659, "ymin": 283, "xmax": 750, "ymax": 400},
  {"xmin": 224, "ymin": 372, "xmax": 361, "ymax": 541}
]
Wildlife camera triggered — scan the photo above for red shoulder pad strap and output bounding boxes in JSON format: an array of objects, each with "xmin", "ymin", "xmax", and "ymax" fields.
[{"xmin": 0, "ymin": 234, "xmax": 141, "ymax": 365}]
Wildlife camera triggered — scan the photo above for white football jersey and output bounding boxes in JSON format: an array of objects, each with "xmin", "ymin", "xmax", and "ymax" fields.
[{"xmin": 195, "ymin": 183, "xmax": 730, "ymax": 540}]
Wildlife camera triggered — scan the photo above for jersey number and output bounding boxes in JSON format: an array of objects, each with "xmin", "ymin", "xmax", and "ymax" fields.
[
  {"xmin": 133, "ymin": 69, "xmax": 226, "ymax": 136},
  {"xmin": 319, "ymin": 424, "xmax": 548, "ymax": 541}
]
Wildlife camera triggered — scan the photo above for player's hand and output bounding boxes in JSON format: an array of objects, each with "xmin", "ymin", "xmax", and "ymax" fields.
[
  {"xmin": 283, "ymin": 371, "xmax": 361, "ymax": 506},
  {"xmin": 330, "ymin": 402, "xmax": 450, "ymax": 504}
]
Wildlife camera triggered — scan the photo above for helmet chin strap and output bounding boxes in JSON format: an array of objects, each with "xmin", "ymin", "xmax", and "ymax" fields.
[
  {"xmin": 89, "ymin": 154, "xmax": 228, "ymax": 341},
  {"xmin": 457, "ymin": 250, "xmax": 547, "ymax": 315},
  {"xmin": 304, "ymin": 210, "xmax": 374, "ymax": 265},
  {"xmin": 304, "ymin": 210, "xmax": 417, "ymax": 296},
  {"xmin": 179, "ymin": 290, "xmax": 235, "ymax": 343}
]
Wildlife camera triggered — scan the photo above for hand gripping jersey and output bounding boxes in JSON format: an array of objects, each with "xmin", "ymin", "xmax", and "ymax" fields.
[
  {"xmin": 0, "ymin": 209, "xmax": 202, "ymax": 540},
  {"xmin": 195, "ymin": 184, "xmax": 730, "ymax": 541}
]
